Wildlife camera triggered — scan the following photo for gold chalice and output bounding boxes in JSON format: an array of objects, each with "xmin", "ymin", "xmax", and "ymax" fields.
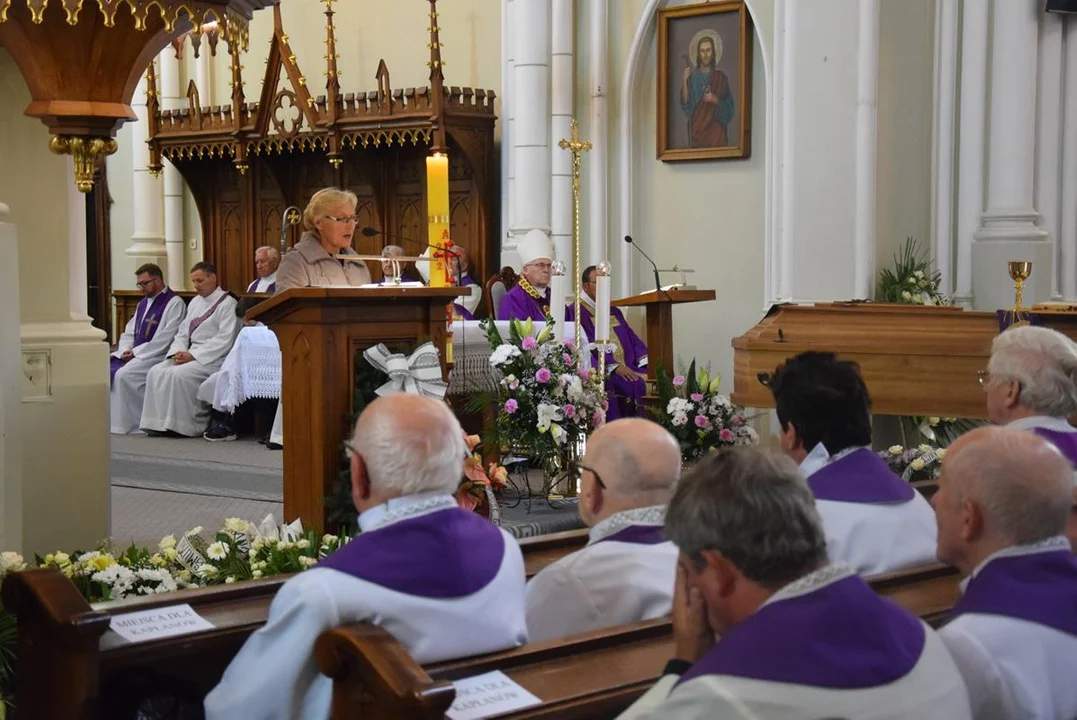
[{"xmin": 1008, "ymin": 261, "xmax": 1032, "ymax": 327}]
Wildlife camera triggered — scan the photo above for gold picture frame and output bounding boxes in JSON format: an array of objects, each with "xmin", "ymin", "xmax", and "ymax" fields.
[{"xmin": 657, "ymin": 0, "xmax": 753, "ymax": 162}]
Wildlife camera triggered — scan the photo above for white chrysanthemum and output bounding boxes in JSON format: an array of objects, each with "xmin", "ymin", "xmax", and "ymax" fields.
[
  {"xmin": 0, "ymin": 552, "xmax": 25, "ymax": 573},
  {"xmin": 252, "ymin": 569, "xmax": 263, "ymax": 579},
  {"xmin": 224, "ymin": 576, "xmax": 236, "ymax": 584},
  {"xmin": 223, "ymin": 518, "xmax": 250, "ymax": 534},
  {"xmin": 299, "ymin": 556, "xmax": 317, "ymax": 568},
  {"xmin": 489, "ymin": 343, "xmax": 522, "ymax": 367},
  {"xmin": 206, "ymin": 542, "xmax": 228, "ymax": 560},
  {"xmin": 321, "ymin": 534, "xmax": 338, "ymax": 546},
  {"xmin": 158, "ymin": 534, "xmax": 177, "ymax": 551},
  {"xmin": 295, "ymin": 538, "xmax": 310, "ymax": 550},
  {"xmin": 888, "ymin": 445, "xmax": 903, "ymax": 455},
  {"xmin": 199, "ymin": 564, "xmax": 218, "ymax": 578}
]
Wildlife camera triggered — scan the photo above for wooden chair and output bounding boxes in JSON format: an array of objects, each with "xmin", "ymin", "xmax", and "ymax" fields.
[{"xmin": 485, "ymin": 267, "xmax": 519, "ymax": 319}]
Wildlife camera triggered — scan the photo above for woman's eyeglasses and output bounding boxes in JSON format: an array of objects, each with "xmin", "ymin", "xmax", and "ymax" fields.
[{"xmin": 324, "ymin": 215, "xmax": 360, "ymax": 225}]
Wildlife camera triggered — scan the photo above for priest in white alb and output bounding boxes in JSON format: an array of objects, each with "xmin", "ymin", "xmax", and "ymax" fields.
[
  {"xmin": 141, "ymin": 262, "xmax": 239, "ymax": 437},
  {"xmin": 204, "ymin": 394, "xmax": 528, "ymax": 720},
  {"xmin": 935, "ymin": 426, "xmax": 1077, "ymax": 720},
  {"xmin": 527, "ymin": 417, "xmax": 680, "ymax": 642},
  {"xmin": 110, "ymin": 263, "xmax": 185, "ymax": 434},
  {"xmin": 617, "ymin": 448, "xmax": 971, "ymax": 720}
]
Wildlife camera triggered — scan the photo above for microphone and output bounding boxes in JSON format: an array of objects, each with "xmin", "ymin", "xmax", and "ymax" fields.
[{"xmin": 624, "ymin": 235, "xmax": 670, "ymax": 300}]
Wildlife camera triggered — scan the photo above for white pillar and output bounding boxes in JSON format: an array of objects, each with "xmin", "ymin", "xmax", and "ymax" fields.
[
  {"xmin": 159, "ymin": 50, "xmax": 187, "ymax": 289},
  {"xmin": 67, "ymin": 164, "xmax": 90, "ymax": 321},
  {"xmin": 1036, "ymin": 12, "xmax": 1065, "ymax": 300},
  {"xmin": 955, "ymin": 0, "xmax": 988, "ymax": 306},
  {"xmin": 852, "ymin": 0, "xmax": 879, "ymax": 300},
  {"xmin": 972, "ymin": 0, "xmax": 1050, "ymax": 310},
  {"xmin": 502, "ymin": 0, "xmax": 515, "ymax": 251},
  {"xmin": 777, "ymin": 0, "xmax": 797, "ymax": 302},
  {"xmin": 550, "ymin": 0, "xmax": 574, "ymax": 277},
  {"xmin": 0, "ymin": 203, "xmax": 23, "ymax": 552},
  {"xmin": 126, "ymin": 67, "xmax": 168, "ymax": 272},
  {"xmin": 588, "ymin": 0, "xmax": 608, "ymax": 271},
  {"xmin": 1061, "ymin": 17, "xmax": 1077, "ymax": 300},
  {"xmin": 509, "ymin": 0, "xmax": 551, "ymax": 255},
  {"xmin": 930, "ymin": 0, "xmax": 958, "ymax": 297},
  {"xmin": 196, "ymin": 47, "xmax": 211, "ymax": 104}
]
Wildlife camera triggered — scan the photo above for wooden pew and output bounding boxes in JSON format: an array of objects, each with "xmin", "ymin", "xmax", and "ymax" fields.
[
  {"xmin": 317, "ymin": 562, "xmax": 963, "ymax": 719},
  {"xmin": 0, "ymin": 528, "xmax": 589, "ymax": 719}
]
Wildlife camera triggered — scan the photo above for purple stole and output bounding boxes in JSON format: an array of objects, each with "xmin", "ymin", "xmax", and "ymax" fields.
[
  {"xmin": 453, "ymin": 272, "xmax": 478, "ymax": 320},
  {"xmin": 110, "ymin": 288, "xmax": 176, "ymax": 384},
  {"xmin": 497, "ymin": 284, "xmax": 550, "ymax": 321},
  {"xmin": 592, "ymin": 525, "xmax": 666, "ymax": 545},
  {"xmin": 318, "ymin": 508, "xmax": 505, "ymax": 598},
  {"xmin": 808, "ymin": 448, "xmax": 916, "ymax": 504},
  {"xmin": 246, "ymin": 279, "xmax": 275, "ymax": 293},
  {"xmin": 950, "ymin": 549, "xmax": 1077, "ymax": 637},
  {"xmin": 1031, "ymin": 427, "xmax": 1077, "ymax": 468},
  {"xmin": 189, "ymin": 293, "xmax": 230, "ymax": 336},
  {"xmin": 677, "ymin": 574, "xmax": 926, "ymax": 689},
  {"xmin": 567, "ymin": 304, "xmax": 647, "ymax": 420}
]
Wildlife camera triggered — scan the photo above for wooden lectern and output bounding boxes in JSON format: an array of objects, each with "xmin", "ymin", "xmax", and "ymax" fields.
[
  {"xmin": 247, "ymin": 287, "xmax": 467, "ymax": 532},
  {"xmin": 613, "ymin": 288, "xmax": 717, "ymax": 380}
]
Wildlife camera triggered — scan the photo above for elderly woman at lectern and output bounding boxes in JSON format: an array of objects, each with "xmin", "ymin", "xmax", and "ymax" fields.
[{"xmin": 275, "ymin": 188, "xmax": 372, "ymax": 293}]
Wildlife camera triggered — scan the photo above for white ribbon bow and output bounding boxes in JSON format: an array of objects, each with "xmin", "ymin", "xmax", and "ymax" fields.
[{"xmin": 363, "ymin": 342, "xmax": 448, "ymax": 399}]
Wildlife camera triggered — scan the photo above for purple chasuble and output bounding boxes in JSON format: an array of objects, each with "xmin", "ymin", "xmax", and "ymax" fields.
[
  {"xmin": 593, "ymin": 525, "xmax": 666, "ymax": 545},
  {"xmin": 317, "ymin": 508, "xmax": 506, "ymax": 599},
  {"xmin": 110, "ymin": 288, "xmax": 176, "ymax": 384},
  {"xmin": 566, "ymin": 304, "xmax": 647, "ymax": 420},
  {"xmin": 247, "ymin": 279, "xmax": 276, "ymax": 293},
  {"xmin": 677, "ymin": 575, "xmax": 926, "ymax": 689},
  {"xmin": 808, "ymin": 448, "xmax": 916, "ymax": 504},
  {"xmin": 1031, "ymin": 427, "xmax": 1077, "ymax": 468},
  {"xmin": 453, "ymin": 272, "xmax": 478, "ymax": 320},
  {"xmin": 950, "ymin": 549, "xmax": 1077, "ymax": 637},
  {"xmin": 497, "ymin": 284, "xmax": 550, "ymax": 321}
]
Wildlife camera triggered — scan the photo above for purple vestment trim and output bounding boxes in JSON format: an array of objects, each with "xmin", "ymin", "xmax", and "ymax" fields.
[
  {"xmin": 593, "ymin": 524, "xmax": 667, "ymax": 546},
  {"xmin": 111, "ymin": 289, "xmax": 176, "ymax": 384},
  {"xmin": 247, "ymin": 279, "xmax": 276, "ymax": 293},
  {"xmin": 189, "ymin": 292, "xmax": 230, "ymax": 335},
  {"xmin": 1031, "ymin": 427, "xmax": 1077, "ymax": 469},
  {"xmin": 317, "ymin": 508, "xmax": 506, "ymax": 598},
  {"xmin": 951, "ymin": 549, "xmax": 1077, "ymax": 637},
  {"xmin": 566, "ymin": 304, "xmax": 646, "ymax": 420},
  {"xmin": 677, "ymin": 575, "xmax": 926, "ymax": 689},
  {"xmin": 498, "ymin": 284, "xmax": 550, "ymax": 321},
  {"xmin": 807, "ymin": 448, "xmax": 916, "ymax": 504}
]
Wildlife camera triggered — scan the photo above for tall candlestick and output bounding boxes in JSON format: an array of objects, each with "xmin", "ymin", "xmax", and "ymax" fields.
[
  {"xmin": 426, "ymin": 152, "xmax": 451, "ymax": 287},
  {"xmin": 595, "ymin": 260, "xmax": 611, "ymax": 342},
  {"xmin": 550, "ymin": 260, "xmax": 567, "ymax": 339}
]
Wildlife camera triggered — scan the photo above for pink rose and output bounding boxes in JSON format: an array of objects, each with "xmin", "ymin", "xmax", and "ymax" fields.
[
  {"xmin": 694, "ymin": 415, "xmax": 709, "ymax": 428},
  {"xmin": 535, "ymin": 368, "xmax": 552, "ymax": 383},
  {"xmin": 563, "ymin": 353, "xmax": 573, "ymax": 364},
  {"xmin": 522, "ymin": 336, "xmax": 538, "ymax": 351},
  {"xmin": 504, "ymin": 399, "xmax": 519, "ymax": 414},
  {"xmin": 591, "ymin": 410, "xmax": 605, "ymax": 428},
  {"xmin": 719, "ymin": 428, "xmax": 734, "ymax": 442},
  {"xmin": 508, "ymin": 378, "xmax": 520, "ymax": 390},
  {"xmin": 564, "ymin": 339, "xmax": 575, "ymax": 350},
  {"xmin": 578, "ymin": 368, "xmax": 591, "ymax": 381},
  {"xmin": 690, "ymin": 393, "xmax": 704, "ymax": 402},
  {"xmin": 672, "ymin": 375, "xmax": 686, "ymax": 387},
  {"xmin": 562, "ymin": 404, "xmax": 577, "ymax": 418},
  {"xmin": 731, "ymin": 414, "xmax": 743, "ymax": 426}
]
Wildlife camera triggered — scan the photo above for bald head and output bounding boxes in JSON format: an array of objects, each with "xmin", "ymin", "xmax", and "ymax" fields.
[
  {"xmin": 580, "ymin": 418, "xmax": 681, "ymax": 525},
  {"xmin": 935, "ymin": 426, "xmax": 1073, "ymax": 570},
  {"xmin": 351, "ymin": 395, "xmax": 465, "ymax": 504}
]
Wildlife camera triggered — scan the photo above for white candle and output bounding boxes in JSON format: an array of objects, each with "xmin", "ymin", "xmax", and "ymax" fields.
[
  {"xmin": 549, "ymin": 261, "xmax": 566, "ymax": 339},
  {"xmin": 595, "ymin": 272, "xmax": 611, "ymax": 342}
]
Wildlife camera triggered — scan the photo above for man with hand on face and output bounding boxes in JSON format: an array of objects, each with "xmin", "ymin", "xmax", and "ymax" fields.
[{"xmin": 617, "ymin": 447, "xmax": 971, "ymax": 720}]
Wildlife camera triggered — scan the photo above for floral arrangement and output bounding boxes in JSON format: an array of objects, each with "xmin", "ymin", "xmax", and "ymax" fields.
[
  {"xmin": 457, "ymin": 433, "xmax": 509, "ymax": 513},
  {"xmin": 879, "ymin": 444, "xmax": 945, "ymax": 482},
  {"xmin": 877, "ymin": 237, "xmax": 948, "ymax": 306},
  {"xmin": 481, "ymin": 318, "xmax": 607, "ymax": 460},
  {"xmin": 900, "ymin": 415, "xmax": 983, "ymax": 448},
  {"xmin": 650, "ymin": 361, "xmax": 759, "ymax": 463}
]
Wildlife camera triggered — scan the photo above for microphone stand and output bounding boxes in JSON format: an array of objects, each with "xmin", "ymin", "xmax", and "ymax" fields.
[{"xmin": 624, "ymin": 236, "xmax": 674, "ymax": 303}]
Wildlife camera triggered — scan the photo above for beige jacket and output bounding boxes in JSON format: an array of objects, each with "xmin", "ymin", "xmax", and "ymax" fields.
[{"xmin": 275, "ymin": 232, "xmax": 372, "ymax": 293}]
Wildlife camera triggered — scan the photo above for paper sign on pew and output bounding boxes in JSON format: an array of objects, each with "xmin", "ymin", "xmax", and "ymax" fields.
[
  {"xmin": 446, "ymin": 670, "xmax": 541, "ymax": 720},
  {"xmin": 109, "ymin": 603, "xmax": 215, "ymax": 643}
]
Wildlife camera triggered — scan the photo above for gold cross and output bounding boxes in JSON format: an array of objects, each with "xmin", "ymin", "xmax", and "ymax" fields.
[
  {"xmin": 142, "ymin": 315, "xmax": 159, "ymax": 337},
  {"xmin": 557, "ymin": 118, "xmax": 591, "ymax": 355},
  {"xmin": 557, "ymin": 118, "xmax": 592, "ymax": 158}
]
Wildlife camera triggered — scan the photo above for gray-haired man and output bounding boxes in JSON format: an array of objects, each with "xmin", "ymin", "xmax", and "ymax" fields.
[{"xmin": 617, "ymin": 447, "xmax": 971, "ymax": 720}]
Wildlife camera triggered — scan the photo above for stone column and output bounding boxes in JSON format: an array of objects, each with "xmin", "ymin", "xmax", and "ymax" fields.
[
  {"xmin": 588, "ymin": 0, "xmax": 608, "ymax": 271},
  {"xmin": 852, "ymin": 0, "xmax": 879, "ymax": 300},
  {"xmin": 955, "ymin": 0, "xmax": 988, "ymax": 306},
  {"xmin": 0, "ymin": 203, "xmax": 22, "ymax": 552},
  {"xmin": 508, "ymin": 0, "xmax": 551, "ymax": 262},
  {"xmin": 159, "ymin": 50, "xmax": 187, "ymax": 289},
  {"xmin": 930, "ymin": 0, "xmax": 958, "ymax": 297},
  {"xmin": 1060, "ymin": 16, "xmax": 1077, "ymax": 300},
  {"xmin": 972, "ymin": 0, "xmax": 1051, "ymax": 310},
  {"xmin": 502, "ymin": 0, "xmax": 515, "ymax": 248},
  {"xmin": 126, "ymin": 66, "xmax": 168, "ymax": 274},
  {"xmin": 1035, "ymin": 12, "xmax": 1065, "ymax": 300},
  {"xmin": 550, "ymin": 0, "xmax": 574, "ymax": 276}
]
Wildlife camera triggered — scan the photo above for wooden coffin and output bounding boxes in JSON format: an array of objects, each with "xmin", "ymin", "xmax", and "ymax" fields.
[{"xmin": 731, "ymin": 302, "xmax": 1077, "ymax": 418}]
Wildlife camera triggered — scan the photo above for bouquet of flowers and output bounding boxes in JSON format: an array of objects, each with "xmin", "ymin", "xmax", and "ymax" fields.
[
  {"xmin": 650, "ymin": 361, "xmax": 758, "ymax": 463},
  {"xmin": 877, "ymin": 237, "xmax": 948, "ymax": 306},
  {"xmin": 879, "ymin": 444, "xmax": 945, "ymax": 482},
  {"xmin": 481, "ymin": 318, "xmax": 607, "ymax": 461},
  {"xmin": 457, "ymin": 433, "xmax": 509, "ymax": 514}
]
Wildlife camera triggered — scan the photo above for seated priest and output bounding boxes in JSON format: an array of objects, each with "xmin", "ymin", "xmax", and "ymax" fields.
[
  {"xmin": 526, "ymin": 418, "xmax": 680, "ymax": 642},
  {"xmin": 568, "ymin": 264, "xmax": 648, "ymax": 420},
  {"xmin": 934, "ymin": 426, "xmax": 1077, "ymax": 720},
  {"xmin": 982, "ymin": 325, "xmax": 1077, "ymax": 548},
  {"xmin": 140, "ymin": 262, "xmax": 240, "ymax": 437},
  {"xmin": 379, "ymin": 244, "xmax": 424, "ymax": 285},
  {"xmin": 617, "ymin": 447, "xmax": 971, "ymax": 720},
  {"xmin": 204, "ymin": 394, "xmax": 529, "ymax": 720},
  {"xmin": 768, "ymin": 351, "xmax": 938, "ymax": 575},
  {"xmin": 498, "ymin": 229, "xmax": 554, "ymax": 321},
  {"xmin": 110, "ymin": 263, "xmax": 186, "ymax": 434},
  {"xmin": 247, "ymin": 246, "xmax": 280, "ymax": 293},
  {"xmin": 275, "ymin": 187, "xmax": 372, "ymax": 291}
]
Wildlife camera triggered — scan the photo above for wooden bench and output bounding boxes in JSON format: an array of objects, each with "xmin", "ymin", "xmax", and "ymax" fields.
[{"xmin": 0, "ymin": 528, "xmax": 589, "ymax": 719}]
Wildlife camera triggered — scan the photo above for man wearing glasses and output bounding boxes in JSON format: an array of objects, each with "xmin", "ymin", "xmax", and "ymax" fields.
[
  {"xmin": 525, "ymin": 418, "xmax": 682, "ymax": 642},
  {"xmin": 109, "ymin": 263, "xmax": 185, "ymax": 434},
  {"xmin": 498, "ymin": 229, "xmax": 557, "ymax": 321}
]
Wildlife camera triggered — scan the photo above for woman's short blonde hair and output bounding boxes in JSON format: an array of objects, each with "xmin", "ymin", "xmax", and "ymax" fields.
[{"xmin": 303, "ymin": 188, "xmax": 358, "ymax": 236}]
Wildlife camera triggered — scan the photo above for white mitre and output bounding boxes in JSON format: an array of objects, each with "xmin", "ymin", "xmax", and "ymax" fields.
[{"xmin": 517, "ymin": 229, "xmax": 554, "ymax": 266}]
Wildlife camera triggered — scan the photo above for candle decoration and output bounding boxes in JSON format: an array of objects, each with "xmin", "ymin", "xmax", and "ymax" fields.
[
  {"xmin": 549, "ymin": 260, "xmax": 567, "ymax": 340},
  {"xmin": 426, "ymin": 152, "xmax": 452, "ymax": 287}
]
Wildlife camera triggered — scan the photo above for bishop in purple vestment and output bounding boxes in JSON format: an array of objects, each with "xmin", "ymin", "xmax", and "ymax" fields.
[{"xmin": 498, "ymin": 229, "xmax": 555, "ymax": 321}]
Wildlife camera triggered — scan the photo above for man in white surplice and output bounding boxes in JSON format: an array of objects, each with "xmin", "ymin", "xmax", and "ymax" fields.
[
  {"xmin": 526, "ymin": 417, "xmax": 681, "ymax": 642},
  {"xmin": 934, "ymin": 426, "xmax": 1077, "ymax": 720},
  {"xmin": 768, "ymin": 351, "xmax": 938, "ymax": 575},
  {"xmin": 141, "ymin": 262, "xmax": 239, "ymax": 437},
  {"xmin": 204, "ymin": 395, "xmax": 528, "ymax": 720},
  {"xmin": 616, "ymin": 448, "xmax": 971, "ymax": 720},
  {"xmin": 109, "ymin": 263, "xmax": 185, "ymax": 434}
]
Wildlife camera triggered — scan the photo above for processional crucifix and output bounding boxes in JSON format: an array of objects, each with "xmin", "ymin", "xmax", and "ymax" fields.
[{"xmin": 557, "ymin": 119, "xmax": 592, "ymax": 357}]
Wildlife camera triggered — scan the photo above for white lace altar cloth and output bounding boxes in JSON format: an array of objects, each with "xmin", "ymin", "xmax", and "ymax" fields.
[
  {"xmin": 447, "ymin": 320, "xmax": 578, "ymax": 395},
  {"xmin": 213, "ymin": 325, "xmax": 282, "ymax": 412}
]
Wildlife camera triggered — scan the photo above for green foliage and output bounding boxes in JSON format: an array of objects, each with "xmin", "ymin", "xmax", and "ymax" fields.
[{"xmin": 877, "ymin": 237, "xmax": 947, "ymax": 306}]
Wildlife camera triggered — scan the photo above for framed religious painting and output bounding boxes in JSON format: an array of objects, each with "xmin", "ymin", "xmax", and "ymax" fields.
[{"xmin": 657, "ymin": 0, "xmax": 753, "ymax": 161}]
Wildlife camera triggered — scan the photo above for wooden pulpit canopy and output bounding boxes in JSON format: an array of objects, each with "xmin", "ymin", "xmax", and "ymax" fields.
[
  {"xmin": 613, "ymin": 288, "xmax": 716, "ymax": 381},
  {"xmin": 731, "ymin": 302, "xmax": 1077, "ymax": 418},
  {"xmin": 0, "ymin": 0, "xmax": 273, "ymax": 192},
  {"xmin": 146, "ymin": 0, "xmax": 497, "ymax": 298}
]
